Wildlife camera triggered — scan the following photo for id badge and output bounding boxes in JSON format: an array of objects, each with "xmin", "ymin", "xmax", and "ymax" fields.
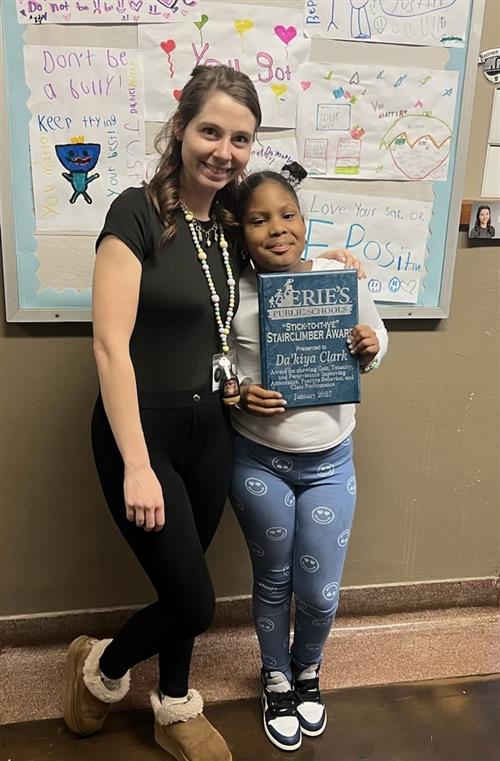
[{"xmin": 212, "ymin": 351, "xmax": 237, "ymax": 392}]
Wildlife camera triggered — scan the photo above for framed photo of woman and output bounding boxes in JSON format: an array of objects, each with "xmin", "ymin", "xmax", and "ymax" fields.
[{"xmin": 468, "ymin": 202, "xmax": 499, "ymax": 240}]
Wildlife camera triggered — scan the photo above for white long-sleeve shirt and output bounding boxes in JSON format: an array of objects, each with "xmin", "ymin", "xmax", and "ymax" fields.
[{"xmin": 230, "ymin": 258, "xmax": 388, "ymax": 453}]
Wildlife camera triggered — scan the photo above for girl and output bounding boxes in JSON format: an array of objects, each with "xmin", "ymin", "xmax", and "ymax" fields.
[{"xmin": 229, "ymin": 165, "xmax": 388, "ymax": 751}]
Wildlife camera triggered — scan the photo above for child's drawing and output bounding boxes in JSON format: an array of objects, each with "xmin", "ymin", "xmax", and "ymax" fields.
[
  {"xmin": 55, "ymin": 139, "xmax": 101, "ymax": 205},
  {"xmin": 304, "ymin": 0, "xmax": 469, "ymax": 48},
  {"xmin": 139, "ymin": 3, "xmax": 310, "ymax": 129},
  {"xmin": 296, "ymin": 61, "xmax": 458, "ymax": 181}
]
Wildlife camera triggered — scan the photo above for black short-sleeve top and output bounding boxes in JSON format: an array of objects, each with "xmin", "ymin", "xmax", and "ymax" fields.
[{"xmin": 96, "ymin": 186, "xmax": 242, "ymax": 393}]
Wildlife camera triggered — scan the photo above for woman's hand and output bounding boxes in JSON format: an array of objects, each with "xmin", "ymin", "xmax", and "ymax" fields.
[
  {"xmin": 318, "ymin": 249, "xmax": 366, "ymax": 279},
  {"xmin": 240, "ymin": 384, "xmax": 287, "ymax": 416},
  {"xmin": 124, "ymin": 464, "xmax": 165, "ymax": 532},
  {"xmin": 348, "ymin": 325, "xmax": 380, "ymax": 368}
]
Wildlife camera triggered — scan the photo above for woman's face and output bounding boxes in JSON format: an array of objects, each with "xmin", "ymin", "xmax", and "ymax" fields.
[
  {"xmin": 479, "ymin": 208, "xmax": 490, "ymax": 227},
  {"xmin": 177, "ymin": 91, "xmax": 256, "ymax": 197},
  {"xmin": 243, "ymin": 181, "xmax": 307, "ymax": 272}
]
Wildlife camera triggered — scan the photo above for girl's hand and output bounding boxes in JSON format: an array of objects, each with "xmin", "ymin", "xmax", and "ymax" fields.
[
  {"xmin": 348, "ymin": 325, "xmax": 380, "ymax": 368},
  {"xmin": 318, "ymin": 249, "xmax": 366, "ymax": 279},
  {"xmin": 240, "ymin": 384, "xmax": 287, "ymax": 416},
  {"xmin": 124, "ymin": 464, "xmax": 165, "ymax": 532}
]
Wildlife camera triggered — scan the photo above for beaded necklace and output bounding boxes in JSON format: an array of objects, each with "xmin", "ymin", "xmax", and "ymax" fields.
[{"xmin": 180, "ymin": 202, "xmax": 236, "ymax": 356}]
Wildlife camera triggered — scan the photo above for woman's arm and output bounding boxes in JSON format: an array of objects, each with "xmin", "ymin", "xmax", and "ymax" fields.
[{"xmin": 93, "ymin": 235, "xmax": 165, "ymax": 532}]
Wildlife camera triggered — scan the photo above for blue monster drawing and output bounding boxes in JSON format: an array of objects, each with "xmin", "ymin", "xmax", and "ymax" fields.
[{"xmin": 55, "ymin": 138, "xmax": 101, "ymax": 204}]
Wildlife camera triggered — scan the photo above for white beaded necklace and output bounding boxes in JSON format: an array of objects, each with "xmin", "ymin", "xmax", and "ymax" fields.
[{"xmin": 181, "ymin": 203, "xmax": 236, "ymax": 355}]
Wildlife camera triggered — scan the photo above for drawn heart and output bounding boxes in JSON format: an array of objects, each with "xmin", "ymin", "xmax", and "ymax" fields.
[
  {"xmin": 63, "ymin": 13, "xmax": 71, "ymax": 21},
  {"xmin": 300, "ymin": 81, "xmax": 311, "ymax": 90},
  {"xmin": 271, "ymin": 84, "xmax": 288, "ymax": 97},
  {"xmin": 274, "ymin": 25, "xmax": 297, "ymax": 45},
  {"xmin": 181, "ymin": 8, "xmax": 188, "ymax": 15},
  {"xmin": 133, "ymin": 14, "xmax": 140, "ymax": 20},
  {"xmin": 129, "ymin": 0, "xmax": 142, "ymax": 11},
  {"xmin": 400, "ymin": 280, "xmax": 417, "ymax": 294},
  {"xmin": 161, "ymin": 39, "xmax": 176, "ymax": 54},
  {"xmin": 173, "ymin": 89, "xmax": 183, "ymax": 101},
  {"xmin": 194, "ymin": 14, "xmax": 208, "ymax": 30},
  {"xmin": 388, "ymin": 126, "xmax": 451, "ymax": 180},
  {"xmin": 234, "ymin": 19, "xmax": 254, "ymax": 35},
  {"xmin": 163, "ymin": 12, "xmax": 170, "ymax": 19}
]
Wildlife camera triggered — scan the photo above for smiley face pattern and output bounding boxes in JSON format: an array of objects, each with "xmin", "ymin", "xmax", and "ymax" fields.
[{"xmin": 230, "ymin": 433, "xmax": 356, "ymax": 675}]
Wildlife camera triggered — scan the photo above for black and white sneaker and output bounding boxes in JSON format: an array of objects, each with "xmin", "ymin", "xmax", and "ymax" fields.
[
  {"xmin": 261, "ymin": 670, "xmax": 302, "ymax": 751},
  {"xmin": 293, "ymin": 663, "xmax": 327, "ymax": 737}
]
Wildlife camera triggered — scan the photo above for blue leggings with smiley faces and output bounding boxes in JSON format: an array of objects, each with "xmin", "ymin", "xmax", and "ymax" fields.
[{"xmin": 230, "ymin": 432, "xmax": 356, "ymax": 679}]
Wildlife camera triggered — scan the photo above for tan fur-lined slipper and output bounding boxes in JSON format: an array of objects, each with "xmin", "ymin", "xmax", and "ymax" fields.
[
  {"xmin": 151, "ymin": 690, "xmax": 232, "ymax": 761},
  {"xmin": 63, "ymin": 635, "xmax": 130, "ymax": 737}
]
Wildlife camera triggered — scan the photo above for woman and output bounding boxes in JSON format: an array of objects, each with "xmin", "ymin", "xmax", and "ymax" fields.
[
  {"xmin": 470, "ymin": 205, "xmax": 495, "ymax": 238},
  {"xmin": 63, "ymin": 66, "xmax": 360, "ymax": 760},
  {"xmin": 63, "ymin": 64, "xmax": 260, "ymax": 761}
]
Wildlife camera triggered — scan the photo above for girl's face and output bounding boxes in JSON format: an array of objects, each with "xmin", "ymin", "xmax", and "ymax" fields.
[
  {"xmin": 243, "ymin": 181, "xmax": 307, "ymax": 272},
  {"xmin": 479, "ymin": 208, "xmax": 490, "ymax": 227},
  {"xmin": 177, "ymin": 91, "xmax": 256, "ymax": 197}
]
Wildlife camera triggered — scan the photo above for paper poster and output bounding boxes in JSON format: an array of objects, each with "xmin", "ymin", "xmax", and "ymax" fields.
[
  {"xmin": 299, "ymin": 188, "xmax": 433, "ymax": 303},
  {"xmin": 488, "ymin": 88, "xmax": 500, "ymax": 143},
  {"xmin": 304, "ymin": 0, "xmax": 469, "ymax": 48},
  {"xmin": 138, "ymin": 3, "xmax": 311, "ymax": 128},
  {"xmin": 248, "ymin": 135, "xmax": 298, "ymax": 173},
  {"xmin": 36, "ymin": 235, "xmax": 95, "ymax": 291},
  {"xmin": 16, "ymin": 0, "xmax": 199, "ymax": 25},
  {"xmin": 296, "ymin": 61, "xmax": 459, "ymax": 181},
  {"xmin": 24, "ymin": 45, "xmax": 146, "ymax": 233},
  {"xmin": 482, "ymin": 146, "xmax": 500, "ymax": 199}
]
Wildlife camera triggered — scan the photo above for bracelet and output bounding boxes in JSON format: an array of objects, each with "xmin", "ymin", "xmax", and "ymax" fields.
[{"xmin": 361, "ymin": 356, "xmax": 380, "ymax": 374}]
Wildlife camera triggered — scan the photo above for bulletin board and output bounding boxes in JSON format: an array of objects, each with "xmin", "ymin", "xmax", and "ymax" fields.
[{"xmin": 0, "ymin": 0, "xmax": 486, "ymax": 321}]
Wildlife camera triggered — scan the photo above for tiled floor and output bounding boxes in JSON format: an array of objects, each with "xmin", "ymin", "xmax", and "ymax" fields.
[{"xmin": 3, "ymin": 675, "xmax": 500, "ymax": 761}]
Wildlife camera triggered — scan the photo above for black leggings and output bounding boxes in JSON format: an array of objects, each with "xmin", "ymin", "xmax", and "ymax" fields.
[{"xmin": 91, "ymin": 391, "xmax": 232, "ymax": 696}]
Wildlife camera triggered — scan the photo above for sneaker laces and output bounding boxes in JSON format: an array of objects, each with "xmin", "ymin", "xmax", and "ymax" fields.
[
  {"xmin": 266, "ymin": 688, "xmax": 297, "ymax": 718},
  {"xmin": 294, "ymin": 675, "xmax": 321, "ymax": 704}
]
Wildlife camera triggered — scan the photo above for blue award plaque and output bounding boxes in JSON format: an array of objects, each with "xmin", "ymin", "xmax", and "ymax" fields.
[{"xmin": 257, "ymin": 269, "xmax": 360, "ymax": 408}]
